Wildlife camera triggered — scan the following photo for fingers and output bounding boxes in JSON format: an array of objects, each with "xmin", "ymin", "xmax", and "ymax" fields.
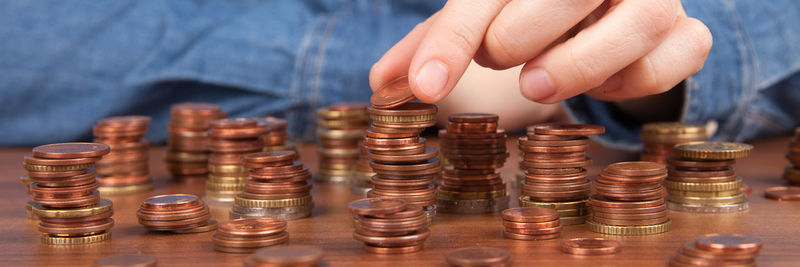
[
  {"xmin": 369, "ymin": 13, "xmax": 438, "ymax": 92},
  {"xmin": 407, "ymin": 0, "xmax": 510, "ymax": 103},
  {"xmin": 475, "ymin": 0, "xmax": 603, "ymax": 69},
  {"xmin": 518, "ymin": 0, "xmax": 677, "ymax": 103},
  {"xmin": 586, "ymin": 16, "xmax": 712, "ymax": 101}
]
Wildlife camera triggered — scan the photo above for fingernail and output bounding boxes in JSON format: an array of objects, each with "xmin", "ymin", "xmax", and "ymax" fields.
[
  {"xmin": 521, "ymin": 68, "xmax": 556, "ymax": 101},
  {"xmin": 415, "ymin": 60, "xmax": 449, "ymax": 100}
]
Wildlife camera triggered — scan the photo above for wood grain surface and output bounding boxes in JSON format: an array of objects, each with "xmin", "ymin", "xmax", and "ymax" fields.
[{"xmin": 1, "ymin": 136, "xmax": 798, "ymax": 266}]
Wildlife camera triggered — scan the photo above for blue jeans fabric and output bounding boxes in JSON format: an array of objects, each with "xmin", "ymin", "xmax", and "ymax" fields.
[{"xmin": 0, "ymin": 0, "xmax": 798, "ymax": 148}]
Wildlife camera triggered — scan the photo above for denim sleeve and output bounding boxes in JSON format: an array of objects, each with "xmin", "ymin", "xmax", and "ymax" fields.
[
  {"xmin": 0, "ymin": 0, "xmax": 444, "ymax": 146},
  {"xmin": 563, "ymin": 0, "xmax": 800, "ymax": 150}
]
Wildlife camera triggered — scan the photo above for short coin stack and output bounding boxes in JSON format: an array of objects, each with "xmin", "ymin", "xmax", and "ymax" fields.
[
  {"xmin": 244, "ymin": 245, "xmax": 324, "ymax": 267},
  {"xmin": 518, "ymin": 124, "xmax": 604, "ymax": 225},
  {"xmin": 501, "ymin": 207, "xmax": 561, "ymax": 240},
  {"xmin": 231, "ymin": 151, "xmax": 313, "ymax": 220},
  {"xmin": 782, "ymin": 128, "xmax": 800, "ymax": 184},
  {"xmin": 165, "ymin": 102, "xmax": 227, "ymax": 180},
  {"xmin": 260, "ymin": 117, "xmax": 295, "ymax": 153},
  {"xmin": 316, "ymin": 102, "xmax": 369, "ymax": 183},
  {"xmin": 136, "ymin": 194, "xmax": 217, "ymax": 233},
  {"xmin": 349, "ymin": 198, "xmax": 430, "ymax": 254},
  {"xmin": 93, "ymin": 116, "xmax": 153, "ymax": 194},
  {"xmin": 669, "ymin": 234, "xmax": 762, "ymax": 266},
  {"xmin": 588, "ymin": 161, "xmax": 671, "ymax": 235},
  {"xmin": 206, "ymin": 118, "xmax": 269, "ymax": 203},
  {"xmin": 365, "ymin": 102, "xmax": 440, "ymax": 219},
  {"xmin": 213, "ymin": 218, "xmax": 289, "ymax": 253},
  {"xmin": 437, "ymin": 113, "xmax": 509, "ymax": 214},
  {"xmin": 25, "ymin": 143, "xmax": 113, "ymax": 244},
  {"xmin": 665, "ymin": 141, "xmax": 753, "ymax": 213},
  {"xmin": 640, "ymin": 122, "xmax": 708, "ymax": 164}
]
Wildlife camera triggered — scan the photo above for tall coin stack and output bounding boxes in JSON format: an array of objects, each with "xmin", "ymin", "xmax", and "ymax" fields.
[
  {"xmin": 231, "ymin": 151, "xmax": 313, "ymax": 220},
  {"xmin": 25, "ymin": 143, "xmax": 114, "ymax": 244},
  {"xmin": 587, "ymin": 161, "xmax": 671, "ymax": 235},
  {"xmin": 517, "ymin": 124, "xmax": 604, "ymax": 225},
  {"xmin": 782, "ymin": 128, "xmax": 800, "ymax": 184},
  {"xmin": 213, "ymin": 218, "xmax": 289, "ymax": 253},
  {"xmin": 365, "ymin": 102, "xmax": 440, "ymax": 220},
  {"xmin": 260, "ymin": 117, "xmax": 295, "ymax": 153},
  {"xmin": 315, "ymin": 102, "xmax": 369, "ymax": 183},
  {"xmin": 349, "ymin": 198, "xmax": 430, "ymax": 254},
  {"xmin": 93, "ymin": 116, "xmax": 153, "ymax": 194},
  {"xmin": 136, "ymin": 194, "xmax": 217, "ymax": 233},
  {"xmin": 665, "ymin": 141, "xmax": 753, "ymax": 213},
  {"xmin": 669, "ymin": 234, "xmax": 762, "ymax": 266},
  {"xmin": 436, "ymin": 113, "xmax": 509, "ymax": 214},
  {"xmin": 206, "ymin": 118, "xmax": 269, "ymax": 203},
  {"xmin": 640, "ymin": 122, "xmax": 708, "ymax": 164},
  {"xmin": 166, "ymin": 102, "xmax": 227, "ymax": 180}
]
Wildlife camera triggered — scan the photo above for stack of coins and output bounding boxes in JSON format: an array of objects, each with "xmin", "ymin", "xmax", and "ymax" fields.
[
  {"xmin": 136, "ymin": 194, "xmax": 217, "ymax": 233},
  {"xmin": 349, "ymin": 198, "xmax": 430, "ymax": 254},
  {"xmin": 782, "ymin": 128, "xmax": 800, "ymax": 184},
  {"xmin": 352, "ymin": 143, "xmax": 377, "ymax": 196},
  {"xmin": 25, "ymin": 143, "xmax": 113, "ymax": 244},
  {"xmin": 669, "ymin": 234, "xmax": 762, "ymax": 266},
  {"xmin": 665, "ymin": 141, "xmax": 753, "ymax": 213},
  {"xmin": 93, "ymin": 116, "xmax": 153, "ymax": 194},
  {"xmin": 640, "ymin": 122, "xmax": 708, "ymax": 164},
  {"xmin": 316, "ymin": 102, "xmax": 369, "ymax": 183},
  {"xmin": 165, "ymin": 102, "xmax": 227, "ymax": 180},
  {"xmin": 231, "ymin": 151, "xmax": 314, "ymax": 220},
  {"xmin": 213, "ymin": 218, "xmax": 289, "ymax": 253},
  {"xmin": 261, "ymin": 117, "xmax": 296, "ymax": 153},
  {"xmin": 501, "ymin": 207, "xmax": 561, "ymax": 240},
  {"xmin": 205, "ymin": 118, "xmax": 269, "ymax": 203},
  {"xmin": 436, "ymin": 113, "xmax": 509, "ymax": 213},
  {"xmin": 245, "ymin": 245, "xmax": 324, "ymax": 267},
  {"xmin": 365, "ymin": 102, "xmax": 439, "ymax": 219},
  {"xmin": 517, "ymin": 124, "xmax": 604, "ymax": 225},
  {"xmin": 444, "ymin": 247, "xmax": 511, "ymax": 267},
  {"xmin": 587, "ymin": 161, "xmax": 671, "ymax": 235}
]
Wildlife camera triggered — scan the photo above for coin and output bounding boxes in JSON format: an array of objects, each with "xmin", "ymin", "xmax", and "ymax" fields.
[
  {"xmin": 33, "ymin": 143, "xmax": 111, "ymax": 159},
  {"xmin": 764, "ymin": 186, "xmax": 800, "ymax": 201},
  {"xmin": 363, "ymin": 244, "xmax": 424, "ymax": 254},
  {"xmin": 246, "ymin": 245, "xmax": 324, "ymax": 266},
  {"xmin": 371, "ymin": 75, "xmax": 416, "ymax": 108},
  {"xmin": 501, "ymin": 207, "xmax": 559, "ymax": 223},
  {"xmin": 561, "ymin": 238, "xmax": 621, "ymax": 255},
  {"xmin": 695, "ymin": 234, "xmax": 763, "ymax": 254},
  {"xmin": 604, "ymin": 161, "xmax": 667, "ymax": 176},
  {"xmin": 444, "ymin": 247, "xmax": 511, "ymax": 266},
  {"xmin": 673, "ymin": 141, "xmax": 754, "ymax": 160},
  {"xmin": 218, "ymin": 218, "xmax": 287, "ymax": 236},
  {"xmin": 533, "ymin": 123, "xmax": 605, "ymax": 136},
  {"xmin": 141, "ymin": 194, "xmax": 200, "ymax": 211},
  {"xmin": 93, "ymin": 254, "xmax": 157, "ymax": 267},
  {"xmin": 172, "ymin": 219, "xmax": 218, "ymax": 234}
]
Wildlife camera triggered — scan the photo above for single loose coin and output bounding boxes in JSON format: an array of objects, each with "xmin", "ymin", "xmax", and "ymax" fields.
[
  {"xmin": 695, "ymin": 234, "xmax": 763, "ymax": 253},
  {"xmin": 93, "ymin": 254, "xmax": 157, "ymax": 267},
  {"xmin": 248, "ymin": 245, "xmax": 324, "ymax": 265},
  {"xmin": 764, "ymin": 186, "xmax": 800, "ymax": 201},
  {"xmin": 33, "ymin": 143, "xmax": 111, "ymax": 159},
  {"xmin": 501, "ymin": 207, "xmax": 559, "ymax": 223},
  {"xmin": 218, "ymin": 218, "xmax": 287, "ymax": 236},
  {"xmin": 561, "ymin": 238, "xmax": 621, "ymax": 255},
  {"xmin": 445, "ymin": 247, "xmax": 511, "ymax": 266},
  {"xmin": 348, "ymin": 198, "xmax": 406, "ymax": 216},
  {"xmin": 533, "ymin": 123, "xmax": 605, "ymax": 136},
  {"xmin": 371, "ymin": 75, "xmax": 416, "ymax": 108},
  {"xmin": 673, "ymin": 141, "xmax": 754, "ymax": 160}
]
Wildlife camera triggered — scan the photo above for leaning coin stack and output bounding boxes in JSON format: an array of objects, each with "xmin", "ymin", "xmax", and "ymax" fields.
[
  {"xmin": 665, "ymin": 141, "xmax": 753, "ymax": 213},
  {"xmin": 587, "ymin": 161, "xmax": 671, "ymax": 235},
  {"xmin": 349, "ymin": 198, "xmax": 430, "ymax": 254},
  {"xmin": 244, "ymin": 245, "xmax": 324, "ymax": 267},
  {"xmin": 260, "ymin": 117, "xmax": 296, "ymax": 153},
  {"xmin": 437, "ymin": 113, "xmax": 509, "ymax": 214},
  {"xmin": 205, "ymin": 118, "xmax": 269, "ymax": 203},
  {"xmin": 518, "ymin": 124, "xmax": 604, "ymax": 225},
  {"xmin": 213, "ymin": 218, "xmax": 289, "ymax": 253},
  {"xmin": 640, "ymin": 122, "xmax": 708, "ymax": 164},
  {"xmin": 231, "ymin": 151, "xmax": 313, "ymax": 220},
  {"xmin": 165, "ymin": 102, "xmax": 227, "ymax": 180},
  {"xmin": 669, "ymin": 234, "xmax": 762, "ymax": 266},
  {"xmin": 316, "ymin": 102, "xmax": 369, "ymax": 183},
  {"xmin": 782, "ymin": 128, "xmax": 800, "ymax": 184},
  {"xmin": 93, "ymin": 116, "xmax": 153, "ymax": 194},
  {"xmin": 501, "ymin": 207, "xmax": 561, "ymax": 241},
  {"xmin": 366, "ymin": 102, "xmax": 440, "ymax": 220},
  {"xmin": 25, "ymin": 143, "xmax": 114, "ymax": 244},
  {"xmin": 136, "ymin": 194, "xmax": 217, "ymax": 233}
]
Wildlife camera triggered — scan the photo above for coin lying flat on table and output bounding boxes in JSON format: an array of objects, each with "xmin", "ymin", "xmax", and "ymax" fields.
[
  {"xmin": 445, "ymin": 247, "xmax": 511, "ymax": 267},
  {"xmin": 764, "ymin": 186, "xmax": 800, "ymax": 201}
]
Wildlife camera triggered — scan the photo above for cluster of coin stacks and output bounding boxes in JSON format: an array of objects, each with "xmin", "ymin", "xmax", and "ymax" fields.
[
  {"xmin": 245, "ymin": 245, "xmax": 324, "ymax": 267},
  {"xmin": 501, "ymin": 207, "xmax": 561, "ymax": 240},
  {"xmin": 166, "ymin": 102, "xmax": 227, "ymax": 179},
  {"xmin": 231, "ymin": 151, "xmax": 314, "ymax": 220},
  {"xmin": 260, "ymin": 117, "xmax": 296, "ymax": 153},
  {"xmin": 92, "ymin": 116, "xmax": 153, "ymax": 194},
  {"xmin": 365, "ymin": 102, "xmax": 440, "ymax": 220},
  {"xmin": 669, "ymin": 234, "xmax": 762, "ymax": 266},
  {"xmin": 782, "ymin": 128, "xmax": 800, "ymax": 184},
  {"xmin": 587, "ymin": 161, "xmax": 671, "ymax": 235},
  {"xmin": 316, "ymin": 102, "xmax": 369, "ymax": 183},
  {"xmin": 436, "ymin": 113, "xmax": 509, "ymax": 214},
  {"xmin": 349, "ymin": 198, "xmax": 430, "ymax": 254},
  {"xmin": 517, "ymin": 124, "xmax": 604, "ymax": 225},
  {"xmin": 137, "ymin": 194, "xmax": 217, "ymax": 233},
  {"xmin": 25, "ymin": 143, "xmax": 113, "ymax": 244},
  {"xmin": 640, "ymin": 122, "xmax": 708, "ymax": 164},
  {"xmin": 213, "ymin": 218, "xmax": 289, "ymax": 253},
  {"xmin": 205, "ymin": 118, "xmax": 269, "ymax": 203},
  {"xmin": 665, "ymin": 141, "xmax": 753, "ymax": 213}
]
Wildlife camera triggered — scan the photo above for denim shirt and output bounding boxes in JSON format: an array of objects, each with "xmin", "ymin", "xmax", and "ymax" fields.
[{"xmin": 0, "ymin": 0, "xmax": 798, "ymax": 148}]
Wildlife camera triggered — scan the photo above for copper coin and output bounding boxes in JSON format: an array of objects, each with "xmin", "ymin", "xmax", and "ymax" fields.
[
  {"xmin": 439, "ymin": 129, "xmax": 507, "ymax": 140},
  {"xmin": 597, "ymin": 172, "xmax": 666, "ymax": 185},
  {"xmin": 368, "ymin": 147, "xmax": 439, "ymax": 164},
  {"xmin": 213, "ymin": 231, "xmax": 289, "ymax": 248},
  {"xmin": 502, "ymin": 230, "xmax": 560, "ymax": 240},
  {"xmin": 40, "ymin": 210, "xmax": 113, "ymax": 224},
  {"xmin": 210, "ymin": 118, "xmax": 258, "ymax": 129},
  {"xmin": 366, "ymin": 127, "xmax": 420, "ymax": 139},
  {"xmin": 171, "ymin": 102, "xmax": 223, "ymax": 115},
  {"xmin": 363, "ymin": 244, "xmax": 423, "ymax": 254},
  {"xmin": 353, "ymin": 228, "xmax": 430, "ymax": 246},
  {"xmin": 502, "ymin": 220, "xmax": 560, "ymax": 230},
  {"xmin": 33, "ymin": 143, "xmax": 111, "ymax": 159},
  {"xmin": 364, "ymin": 136, "xmax": 420, "ymax": 146},
  {"xmin": 370, "ymin": 158, "xmax": 440, "ymax": 172},
  {"xmin": 526, "ymin": 168, "xmax": 585, "ymax": 175},
  {"xmin": 667, "ymin": 157, "xmax": 734, "ymax": 169},
  {"xmin": 444, "ymin": 247, "xmax": 510, "ymax": 266},
  {"xmin": 24, "ymin": 155, "xmax": 102, "ymax": 166},
  {"xmin": 681, "ymin": 241, "xmax": 758, "ymax": 261},
  {"xmin": 519, "ymin": 136, "xmax": 589, "ymax": 147},
  {"xmin": 141, "ymin": 194, "xmax": 200, "ymax": 211},
  {"xmin": 27, "ymin": 169, "xmax": 88, "ymax": 179},
  {"xmin": 501, "ymin": 207, "xmax": 559, "ymax": 223},
  {"xmin": 695, "ymin": 234, "xmax": 763, "ymax": 254},
  {"xmin": 668, "ymin": 167, "xmax": 734, "ymax": 178},
  {"xmin": 97, "ymin": 115, "xmax": 152, "ymax": 127},
  {"xmin": 369, "ymin": 203, "xmax": 425, "ymax": 219},
  {"xmin": 763, "ymin": 186, "xmax": 800, "ymax": 200},
  {"xmin": 519, "ymin": 144, "xmax": 588, "ymax": 153},
  {"xmin": 243, "ymin": 151, "xmax": 297, "ymax": 164},
  {"xmin": 39, "ymin": 218, "xmax": 114, "ymax": 235},
  {"xmin": 527, "ymin": 133, "xmax": 582, "ymax": 141},
  {"xmin": 32, "ymin": 171, "xmax": 96, "ymax": 187},
  {"xmin": 592, "ymin": 210, "xmax": 668, "ymax": 221},
  {"xmin": 240, "ymin": 192, "xmax": 310, "ymax": 200},
  {"xmin": 368, "ymin": 102, "xmax": 437, "ymax": 117},
  {"xmin": 590, "ymin": 195, "xmax": 664, "ymax": 208},
  {"xmin": 93, "ymin": 254, "xmax": 158, "ymax": 267},
  {"xmin": 348, "ymin": 198, "xmax": 406, "ymax": 215},
  {"xmin": 448, "ymin": 113, "xmax": 499, "ymax": 123},
  {"xmin": 605, "ymin": 161, "xmax": 667, "ymax": 176},
  {"xmin": 561, "ymin": 238, "xmax": 621, "ymax": 255},
  {"xmin": 446, "ymin": 122, "xmax": 498, "ymax": 134},
  {"xmin": 218, "ymin": 218, "xmax": 287, "ymax": 237},
  {"xmin": 247, "ymin": 245, "xmax": 324, "ymax": 265},
  {"xmin": 371, "ymin": 75, "xmax": 416, "ymax": 108},
  {"xmin": 533, "ymin": 123, "xmax": 605, "ymax": 136},
  {"xmin": 36, "ymin": 191, "xmax": 100, "ymax": 208}
]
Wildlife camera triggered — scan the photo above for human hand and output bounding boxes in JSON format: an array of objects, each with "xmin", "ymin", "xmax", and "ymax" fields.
[{"xmin": 369, "ymin": 0, "xmax": 712, "ymax": 104}]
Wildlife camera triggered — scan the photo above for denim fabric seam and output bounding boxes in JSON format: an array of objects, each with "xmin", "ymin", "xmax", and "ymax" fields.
[
  {"xmin": 288, "ymin": 16, "xmax": 320, "ymax": 140},
  {"xmin": 306, "ymin": 9, "xmax": 345, "ymax": 140}
]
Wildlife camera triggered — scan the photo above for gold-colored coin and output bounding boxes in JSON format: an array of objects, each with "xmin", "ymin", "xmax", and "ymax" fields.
[
  {"xmin": 663, "ymin": 178, "xmax": 742, "ymax": 192},
  {"xmin": 666, "ymin": 189, "xmax": 741, "ymax": 198},
  {"xmin": 316, "ymin": 128, "xmax": 366, "ymax": 139},
  {"xmin": 369, "ymin": 114, "xmax": 436, "ymax": 123},
  {"xmin": 587, "ymin": 219, "xmax": 671, "ymax": 235},
  {"xmin": 41, "ymin": 232, "xmax": 111, "ymax": 245},
  {"xmin": 31, "ymin": 199, "xmax": 112, "ymax": 218},
  {"xmin": 98, "ymin": 183, "xmax": 154, "ymax": 195},
  {"xmin": 317, "ymin": 148, "xmax": 360, "ymax": 157},
  {"xmin": 667, "ymin": 192, "xmax": 746, "ymax": 206},
  {"xmin": 315, "ymin": 107, "xmax": 368, "ymax": 120},
  {"xmin": 20, "ymin": 175, "xmax": 33, "ymax": 186},
  {"xmin": 24, "ymin": 163, "xmax": 94, "ymax": 172},
  {"xmin": 319, "ymin": 162, "xmax": 354, "ymax": 171},
  {"xmin": 437, "ymin": 189, "xmax": 507, "ymax": 200},
  {"xmin": 205, "ymin": 182, "xmax": 246, "ymax": 192},
  {"xmin": 640, "ymin": 122, "xmax": 708, "ymax": 142},
  {"xmin": 208, "ymin": 164, "xmax": 246, "ymax": 174},
  {"xmin": 263, "ymin": 144, "xmax": 296, "ymax": 153},
  {"xmin": 234, "ymin": 195, "xmax": 313, "ymax": 208},
  {"xmin": 673, "ymin": 141, "xmax": 753, "ymax": 160},
  {"xmin": 207, "ymin": 175, "xmax": 250, "ymax": 183},
  {"xmin": 316, "ymin": 119, "xmax": 369, "ymax": 128},
  {"xmin": 518, "ymin": 195, "xmax": 589, "ymax": 210}
]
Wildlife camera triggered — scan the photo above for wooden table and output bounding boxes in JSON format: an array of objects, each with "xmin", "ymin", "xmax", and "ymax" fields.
[{"xmin": 2, "ymin": 136, "xmax": 799, "ymax": 266}]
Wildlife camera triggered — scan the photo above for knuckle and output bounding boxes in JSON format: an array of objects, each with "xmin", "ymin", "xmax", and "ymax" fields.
[
  {"xmin": 567, "ymin": 47, "xmax": 605, "ymax": 88},
  {"xmin": 639, "ymin": 0, "xmax": 677, "ymax": 40},
  {"xmin": 441, "ymin": 21, "xmax": 482, "ymax": 56},
  {"xmin": 484, "ymin": 24, "xmax": 523, "ymax": 68}
]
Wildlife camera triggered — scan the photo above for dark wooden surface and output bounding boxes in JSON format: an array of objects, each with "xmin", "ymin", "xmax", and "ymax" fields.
[{"xmin": 1, "ymin": 136, "xmax": 799, "ymax": 267}]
